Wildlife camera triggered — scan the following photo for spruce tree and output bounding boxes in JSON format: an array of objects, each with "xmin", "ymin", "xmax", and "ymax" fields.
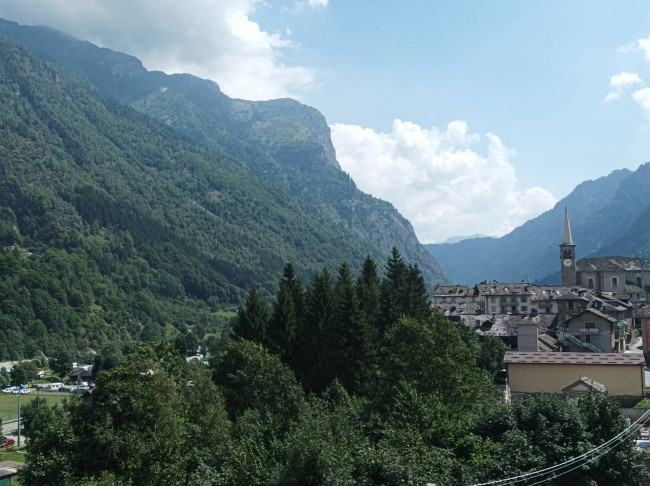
[
  {"xmin": 379, "ymin": 247, "xmax": 408, "ymax": 331},
  {"xmin": 295, "ymin": 268, "xmax": 336, "ymax": 393},
  {"xmin": 332, "ymin": 262, "xmax": 364, "ymax": 392},
  {"xmin": 267, "ymin": 280, "xmax": 298, "ymax": 362},
  {"xmin": 233, "ymin": 287, "xmax": 270, "ymax": 344},
  {"xmin": 404, "ymin": 263, "xmax": 431, "ymax": 320}
]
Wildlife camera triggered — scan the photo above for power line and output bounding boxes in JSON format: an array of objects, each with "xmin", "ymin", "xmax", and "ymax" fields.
[{"xmin": 469, "ymin": 408, "xmax": 650, "ymax": 486}]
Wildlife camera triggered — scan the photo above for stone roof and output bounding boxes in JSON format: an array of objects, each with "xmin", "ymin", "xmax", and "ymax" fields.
[
  {"xmin": 0, "ymin": 461, "xmax": 22, "ymax": 479},
  {"xmin": 576, "ymin": 257, "xmax": 650, "ymax": 273},
  {"xmin": 562, "ymin": 376, "xmax": 607, "ymax": 393},
  {"xmin": 504, "ymin": 351, "xmax": 645, "ymax": 366},
  {"xmin": 433, "ymin": 285, "xmax": 474, "ymax": 296},
  {"xmin": 565, "ymin": 308, "xmax": 617, "ymax": 325},
  {"xmin": 554, "ymin": 291, "xmax": 588, "ymax": 301},
  {"xmin": 473, "ymin": 313, "xmax": 557, "ymax": 338},
  {"xmin": 475, "ymin": 282, "xmax": 580, "ymax": 300},
  {"xmin": 633, "ymin": 306, "xmax": 650, "ymax": 318}
]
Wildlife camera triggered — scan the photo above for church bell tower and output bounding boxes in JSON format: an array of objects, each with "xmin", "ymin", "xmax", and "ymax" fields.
[{"xmin": 560, "ymin": 209, "xmax": 576, "ymax": 286}]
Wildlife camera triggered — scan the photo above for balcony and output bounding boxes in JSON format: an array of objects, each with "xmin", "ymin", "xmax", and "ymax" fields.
[
  {"xmin": 578, "ymin": 328, "xmax": 598, "ymax": 334},
  {"xmin": 499, "ymin": 301, "xmax": 518, "ymax": 307}
]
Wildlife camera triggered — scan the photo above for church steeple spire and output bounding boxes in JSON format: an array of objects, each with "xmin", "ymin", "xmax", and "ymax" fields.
[{"xmin": 562, "ymin": 208, "xmax": 573, "ymax": 245}]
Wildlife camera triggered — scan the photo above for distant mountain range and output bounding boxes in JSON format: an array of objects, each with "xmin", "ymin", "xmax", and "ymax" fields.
[
  {"xmin": 440, "ymin": 234, "xmax": 489, "ymax": 244},
  {"xmin": 425, "ymin": 164, "xmax": 650, "ymax": 285},
  {"xmin": 0, "ymin": 18, "xmax": 447, "ymax": 287}
]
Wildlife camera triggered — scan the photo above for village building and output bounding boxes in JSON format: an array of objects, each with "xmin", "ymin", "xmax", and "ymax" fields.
[
  {"xmin": 433, "ymin": 210, "xmax": 645, "ymax": 357},
  {"xmin": 504, "ymin": 351, "xmax": 645, "ymax": 402}
]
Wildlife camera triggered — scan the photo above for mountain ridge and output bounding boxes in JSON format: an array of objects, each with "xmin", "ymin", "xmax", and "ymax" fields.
[
  {"xmin": 0, "ymin": 17, "xmax": 448, "ymax": 286},
  {"xmin": 426, "ymin": 165, "xmax": 650, "ymax": 285}
]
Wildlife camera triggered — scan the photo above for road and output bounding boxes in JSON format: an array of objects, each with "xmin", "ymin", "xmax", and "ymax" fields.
[{"xmin": 2, "ymin": 419, "xmax": 24, "ymax": 446}]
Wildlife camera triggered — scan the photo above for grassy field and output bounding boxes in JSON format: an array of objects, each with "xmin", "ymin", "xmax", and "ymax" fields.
[{"xmin": 0, "ymin": 392, "xmax": 71, "ymax": 423}]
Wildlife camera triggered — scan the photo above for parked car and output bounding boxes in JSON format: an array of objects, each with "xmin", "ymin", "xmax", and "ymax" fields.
[
  {"xmin": 2, "ymin": 387, "xmax": 17, "ymax": 394},
  {"xmin": 1, "ymin": 438, "xmax": 15, "ymax": 447}
]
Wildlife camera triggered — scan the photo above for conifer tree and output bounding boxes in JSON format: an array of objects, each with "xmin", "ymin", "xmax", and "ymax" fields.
[
  {"xmin": 233, "ymin": 287, "xmax": 269, "ymax": 344},
  {"xmin": 379, "ymin": 247, "xmax": 408, "ymax": 331},
  {"xmin": 280, "ymin": 262, "xmax": 305, "ymax": 321},
  {"xmin": 356, "ymin": 255, "xmax": 380, "ymax": 326},
  {"xmin": 331, "ymin": 262, "xmax": 364, "ymax": 391},
  {"xmin": 403, "ymin": 263, "xmax": 431, "ymax": 320},
  {"xmin": 267, "ymin": 280, "xmax": 298, "ymax": 362},
  {"xmin": 295, "ymin": 268, "xmax": 336, "ymax": 393}
]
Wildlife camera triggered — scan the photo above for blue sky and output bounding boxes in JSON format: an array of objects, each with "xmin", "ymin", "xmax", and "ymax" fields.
[{"xmin": 2, "ymin": 1, "xmax": 650, "ymax": 242}]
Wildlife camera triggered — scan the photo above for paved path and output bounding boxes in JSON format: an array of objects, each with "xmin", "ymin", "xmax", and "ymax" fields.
[{"xmin": 1, "ymin": 419, "xmax": 25, "ymax": 446}]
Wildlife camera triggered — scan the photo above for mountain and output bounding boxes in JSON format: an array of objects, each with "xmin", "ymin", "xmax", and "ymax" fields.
[
  {"xmin": 425, "ymin": 165, "xmax": 650, "ymax": 285},
  {"xmin": 0, "ymin": 36, "xmax": 439, "ymax": 359},
  {"xmin": 440, "ymin": 234, "xmax": 489, "ymax": 244},
  {"xmin": 0, "ymin": 18, "xmax": 447, "ymax": 287}
]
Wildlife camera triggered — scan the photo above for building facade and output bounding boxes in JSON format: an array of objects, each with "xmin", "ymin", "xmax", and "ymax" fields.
[{"xmin": 504, "ymin": 351, "xmax": 645, "ymax": 399}]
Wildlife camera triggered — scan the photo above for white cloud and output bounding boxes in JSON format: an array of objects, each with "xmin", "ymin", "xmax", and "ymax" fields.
[
  {"xmin": 610, "ymin": 72, "xmax": 642, "ymax": 88},
  {"xmin": 331, "ymin": 120, "xmax": 556, "ymax": 243},
  {"xmin": 639, "ymin": 36, "xmax": 650, "ymax": 61},
  {"xmin": 632, "ymin": 87, "xmax": 650, "ymax": 118},
  {"xmin": 605, "ymin": 71, "xmax": 642, "ymax": 102},
  {"xmin": 0, "ymin": 0, "xmax": 316, "ymax": 100},
  {"xmin": 616, "ymin": 42, "xmax": 637, "ymax": 54},
  {"xmin": 308, "ymin": 0, "xmax": 328, "ymax": 8}
]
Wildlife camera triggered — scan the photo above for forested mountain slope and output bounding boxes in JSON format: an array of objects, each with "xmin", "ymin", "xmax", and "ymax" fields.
[
  {"xmin": 426, "ymin": 165, "xmax": 650, "ymax": 285},
  {"xmin": 0, "ymin": 38, "xmax": 404, "ymax": 358},
  {"xmin": 0, "ymin": 18, "xmax": 447, "ymax": 286}
]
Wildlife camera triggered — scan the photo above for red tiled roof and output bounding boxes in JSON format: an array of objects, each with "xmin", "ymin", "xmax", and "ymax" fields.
[{"xmin": 504, "ymin": 351, "xmax": 644, "ymax": 366}]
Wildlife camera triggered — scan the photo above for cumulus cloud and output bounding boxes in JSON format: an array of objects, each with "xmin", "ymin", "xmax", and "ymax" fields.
[
  {"xmin": 639, "ymin": 36, "xmax": 650, "ymax": 61},
  {"xmin": 331, "ymin": 120, "xmax": 556, "ymax": 243},
  {"xmin": 0, "ymin": 0, "xmax": 316, "ymax": 100},
  {"xmin": 632, "ymin": 88, "xmax": 650, "ymax": 118},
  {"xmin": 605, "ymin": 72, "xmax": 642, "ymax": 101}
]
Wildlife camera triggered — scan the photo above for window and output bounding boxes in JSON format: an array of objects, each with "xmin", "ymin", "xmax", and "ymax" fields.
[
  {"xmin": 584, "ymin": 322, "xmax": 595, "ymax": 329},
  {"xmin": 520, "ymin": 297, "xmax": 527, "ymax": 303},
  {"xmin": 491, "ymin": 297, "xmax": 496, "ymax": 303},
  {"xmin": 637, "ymin": 277, "xmax": 643, "ymax": 287},
  {"xmin": 587, "ymin": 278, "xmax": 594, "ymax": 289},
  {"xmin": 611, "ymin": 277, "xmax": 618, "ymax": 288},
  {"xmin": 585, "ymin": 335, "xmax": 591, "ymax": 343},
  {"xmin": 521, "ymin": 306, "xmax": 527, "ymax": 312},
  {"xmin": 490, "ymin": 306, "xmax": 496, "ymax": 313}
]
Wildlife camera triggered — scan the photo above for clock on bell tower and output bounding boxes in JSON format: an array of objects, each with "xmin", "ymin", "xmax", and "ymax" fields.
[{"xmin": 560, "ymin": 210, "xmax": 576, "ymax": 286}]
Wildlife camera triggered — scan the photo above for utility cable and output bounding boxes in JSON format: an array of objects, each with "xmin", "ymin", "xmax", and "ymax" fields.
[{"xmin": 469, "ymin": 407, "xmax": 650, "ymax": 486}]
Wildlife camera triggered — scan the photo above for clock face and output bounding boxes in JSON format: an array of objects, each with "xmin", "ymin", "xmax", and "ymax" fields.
[{"xmin": 563, "ymin": 258, "xmax": 573, "ymax": 267}]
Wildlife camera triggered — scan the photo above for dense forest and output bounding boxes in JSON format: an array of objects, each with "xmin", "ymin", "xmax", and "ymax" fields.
[
  {"xmin": 18, "ymin": 251, "xmax": 646, "ymax": 485},
  {"xmin": 0, "ymin": 37, "xmax": 414, "ymax": 358}
]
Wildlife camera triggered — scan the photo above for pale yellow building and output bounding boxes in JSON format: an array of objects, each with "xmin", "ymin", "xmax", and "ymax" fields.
[{"xmin": 504, "ymin": 351, "xmax": 645, "ymax": 399}]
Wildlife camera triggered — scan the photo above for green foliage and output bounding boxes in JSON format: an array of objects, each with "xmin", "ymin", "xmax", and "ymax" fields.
[
  {"xmin": 212, "ymin": 340, "xmax": 305, "ymax": 431},
  {"xmin": 10, "ymin": 360, "xmax": 38, "ymax": 385},
  {"xmin": 48, "ymin": 346, "xmax": 73, "ymax": 379},
  {"xmin": 233, "ymin": 288, "xmax": 270, "ymax": 344}
]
